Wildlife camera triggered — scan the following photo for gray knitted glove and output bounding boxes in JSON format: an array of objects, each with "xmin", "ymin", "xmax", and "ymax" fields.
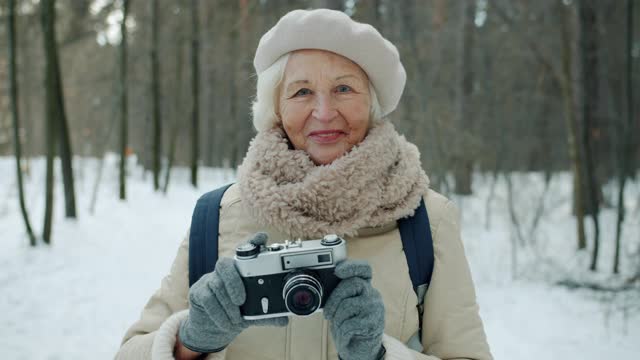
[
  {"xmin": 179, "ymin": 245, "xmax": 288, "ymax": 354},
  {"xmin": 324, "ymin": 260, "xmax": 386, "ymax": 360}
]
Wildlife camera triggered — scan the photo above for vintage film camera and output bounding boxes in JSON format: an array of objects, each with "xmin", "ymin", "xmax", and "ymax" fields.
[{"xmin": 234, "ymin": 234, "xmax": 347, "ymax": 319}]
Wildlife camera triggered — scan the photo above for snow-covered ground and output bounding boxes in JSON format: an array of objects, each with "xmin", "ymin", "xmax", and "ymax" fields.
[{"xmin": 0, "ymin": 155, "xmax": 638, "ymax": 359}]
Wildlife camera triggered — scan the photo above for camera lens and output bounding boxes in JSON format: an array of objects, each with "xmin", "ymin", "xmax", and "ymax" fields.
[
  {"xmin": 282, "ymin": 271, "xmax": 323, "ymax": 316},
  {"xmin": 292, "ymin": 289, "xmax": 314, "ymax": 308}
]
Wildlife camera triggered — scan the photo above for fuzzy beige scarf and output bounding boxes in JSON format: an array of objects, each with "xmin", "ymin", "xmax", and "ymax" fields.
[{"xmin": 236, "ymin": 122, "xmax": 430, "ymax": 239}]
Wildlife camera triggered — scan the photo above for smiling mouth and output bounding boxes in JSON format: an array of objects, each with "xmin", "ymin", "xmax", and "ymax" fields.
[{"xmin": 308, "ymin": 130, "xmax": 345, "ymax": 144}]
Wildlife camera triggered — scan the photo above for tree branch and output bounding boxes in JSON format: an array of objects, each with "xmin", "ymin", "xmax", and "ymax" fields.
[{"xmin": 488, "ymin": 0, "xmax": 565, "ymax": 88}]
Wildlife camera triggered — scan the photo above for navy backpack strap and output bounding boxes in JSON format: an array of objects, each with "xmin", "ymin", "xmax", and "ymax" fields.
[
  {"xmin": 188, "ymin": 183, "xmax": 234, "ymax": 287},
  {"xmin": 398, "ymin": 197, "xmax": 434, "ymax": 316},
  {"xmin": 398, "ymin": 198, "xmax": 434, "ymax": 296}
]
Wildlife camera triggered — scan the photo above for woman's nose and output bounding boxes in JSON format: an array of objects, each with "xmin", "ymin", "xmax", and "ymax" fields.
[{"xmin": 311, "ymin": 94, "xmax": 338, "ymax": 122}]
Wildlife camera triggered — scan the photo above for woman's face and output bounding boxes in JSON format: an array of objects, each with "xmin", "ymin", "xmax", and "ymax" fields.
[{"xmin": 278, "ymin": 49, "xmax": 371, "ymax": 165}]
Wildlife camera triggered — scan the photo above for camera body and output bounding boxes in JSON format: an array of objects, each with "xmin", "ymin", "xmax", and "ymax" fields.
[{"xmin": 234, "ymin": 234, "xmax": 347, "ymax": 319}]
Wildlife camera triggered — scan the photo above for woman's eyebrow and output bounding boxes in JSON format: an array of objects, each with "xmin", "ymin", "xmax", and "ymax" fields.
[
  {"xmin": 334, "ymin": 74, "xmax": 358, "ymax": 81},
  {"xmin": 286, "ymin": 79, "xmax": 310, "ymax": 92}
]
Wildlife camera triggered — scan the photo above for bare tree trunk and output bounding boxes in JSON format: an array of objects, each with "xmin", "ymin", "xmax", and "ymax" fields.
[
  {"xmin": 39, "ymin": 0, "xmax": 79, "ymax": 240},
  {"xmin": 41, "ymin": 0, "xmax": 59, "ymax": 244},
  {"xmin": 39, "ymin": 0, "xmax": 77, "ymax": 219},
  {"xmin": 454, "ymin": 0, "xmax": 475, "ymax": 195},
  {"xmin": 190, "ymin": 0, "xmax": 200, "ymax": 188},
  {"xmin": 89, "ymin": 107, "xmax": 118, "ymax": 215},
  {"xmin": 227, "ymin": 23, "xmax": 239, "ymax": 168},
  {"xmin": 505, "ymin": 173, "xmax": 522, "ymax": 280},
  {"xmin": 45, "ymin": 2, "xmax": 77, "ymax": 219},
  {"xmin": 163, "ymin": 122, "xmax": 180, "ymax": 194},
  {"xmin": 206, "ymin": 64, "xmax": 215, "ymax": 167},
  {"xmin": 614, "ymin": 0, "xmax": 634, "ymax": 274},
  {"xmin": 234, "ymin": 0, "xmax": 251, "ymax": 167},
  {"xmin": 19, "ymin": 26, "xmax": 35, "ymax": 160},
  {"xmin": 397, "ymin": 0, "xmax": 447, "ymax": 191},
  {"xmin": 8, "ymin": 0, "xmax": 37, "ymax": 246},
  {"xmin": 119, "ymin": 0, "xmax": 130, "ymax": 200},
  {"xmin": 56, "ymin": 89, "xmax": 77, "ymax": 218},
  {"xmin": 151, "ymin": 0, "xmax": 162, "ymax": 191},
  {"xmin": 579, "ymin": 0, "xmax": 601, "ymax": 271},
  {"xmin": 561, "ymin": 1, "xmax": 587, "ymax": 250},
  {"xmin": 164, "ymin": 15, "xmax": 186, "ymax": 194},
  {"xmin": 206, "ymin": 66, "xmax": 215, "ymax": 167}
]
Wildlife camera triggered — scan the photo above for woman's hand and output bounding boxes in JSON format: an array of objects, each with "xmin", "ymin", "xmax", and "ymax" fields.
[
  {"xmin": 324, "ymin": 260, "xmax": 386, "ymax": 360},
  {"xmin": 178, "ymin": 254, "xmax": 288, "ymax": 354}
]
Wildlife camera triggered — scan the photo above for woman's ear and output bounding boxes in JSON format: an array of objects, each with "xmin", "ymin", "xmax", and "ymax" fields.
[{"xmin": 276, "ymin": 122, "xmax": 295, "ymax": 150}]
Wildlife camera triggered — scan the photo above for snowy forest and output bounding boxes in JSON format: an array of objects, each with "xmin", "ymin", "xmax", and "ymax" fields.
[{"xmin": 0, "ymin": 0, "xmax": 639, "ymax": 359}]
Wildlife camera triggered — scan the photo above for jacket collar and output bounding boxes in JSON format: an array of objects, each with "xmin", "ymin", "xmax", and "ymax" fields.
[{"xmin": 354, "ymin": 220, "xmax": 397, "ymax": 238}]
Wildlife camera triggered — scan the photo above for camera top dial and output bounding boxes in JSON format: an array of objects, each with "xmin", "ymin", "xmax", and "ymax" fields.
[{"xmin": 236, "ymin": 243, "xmax": 260, "ymax": 259}]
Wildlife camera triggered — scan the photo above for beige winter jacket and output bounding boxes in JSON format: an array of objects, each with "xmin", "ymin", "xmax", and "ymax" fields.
[{"xmin": 116, "ymin": 184, "xmax": 492, "ymax": 360}]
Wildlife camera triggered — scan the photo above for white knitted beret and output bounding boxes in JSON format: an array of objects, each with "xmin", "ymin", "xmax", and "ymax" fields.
[{"xmin": 254, "ymin": 9, "xmax": 406, "ymax": 117}]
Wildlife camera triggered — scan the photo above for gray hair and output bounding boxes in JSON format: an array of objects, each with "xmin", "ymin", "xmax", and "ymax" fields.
[{"xmin": 251, "ymin": 53, "xmax": 384, "ymax": 132}]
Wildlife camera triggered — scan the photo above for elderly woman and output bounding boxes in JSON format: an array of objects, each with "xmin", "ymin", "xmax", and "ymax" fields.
[{"xmin": 117, "ymin": 9, "xmax": 492, "ymax": 360}]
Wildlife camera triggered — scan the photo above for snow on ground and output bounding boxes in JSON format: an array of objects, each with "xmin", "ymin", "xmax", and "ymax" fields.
[{"xmin": 0, "ymin": 156, "xmax": 638, "ymax": 359}]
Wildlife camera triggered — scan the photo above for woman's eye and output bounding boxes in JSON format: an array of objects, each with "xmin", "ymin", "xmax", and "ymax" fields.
[
  {"xmin": 294, "ymin": 88, "xmax": 311, "ymax": 97},
  {"xmin": 336, "ymin": 85, "xmax": 352, "ymax": 93}
]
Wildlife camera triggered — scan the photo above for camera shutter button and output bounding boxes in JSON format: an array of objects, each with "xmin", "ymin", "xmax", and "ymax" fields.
[
  {"xmin": 267, "ymin": 244, "xmax": 283, "ymax": 251},
  {"xmin": 261, "ymin": 297, "xmax": 269, "ymax": 314}
]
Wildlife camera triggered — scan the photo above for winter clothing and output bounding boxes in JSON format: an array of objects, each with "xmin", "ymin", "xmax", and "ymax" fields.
[
  {"xmin": 237, "ymin": 122, "xmax": 429, "ymax": 239},
  {"xmin": 248, "ymin": 232, "xmax": 269, "ymax": 247},
  {"xmin": 324, "ymin": 260, "xmax": 386, "ymax": 360},
  {"xmin": 253, "ymin": 9, "xmax": 406, "ymax": 124},
  {"xmin": 116, "ymin": 184, "xmax": 493, "ymax": 359},
  {"xmin": 178, "ymin": 256, "xmax": 289, "ymax": 354}
]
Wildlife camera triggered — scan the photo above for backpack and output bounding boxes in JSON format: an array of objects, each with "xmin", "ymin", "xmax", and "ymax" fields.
[{"xmin": 188, "ymin": 183, "xmax": 434, "ymax": 339}]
